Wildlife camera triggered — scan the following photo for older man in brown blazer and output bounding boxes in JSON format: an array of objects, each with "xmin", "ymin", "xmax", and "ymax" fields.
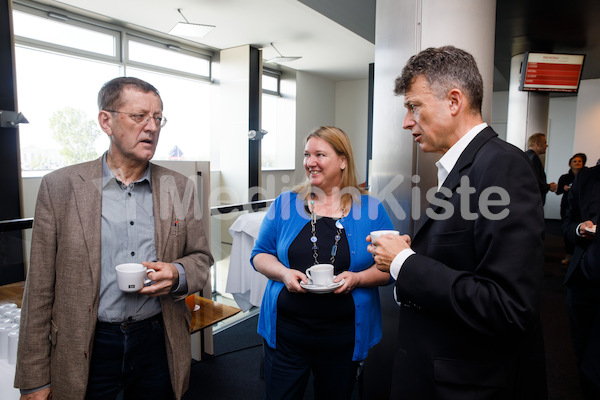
[{"xmin": 15, "ymin": 77, "xmax": 213, "ymax": 400}]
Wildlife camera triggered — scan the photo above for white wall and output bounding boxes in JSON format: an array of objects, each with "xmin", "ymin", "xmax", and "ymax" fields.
[
  {"xmin": 335, "ymin": 79, "xmax": 369, "ymax": 184},
  {"xmin": 293, "ymin": 73, "xmax": 370, "ymax": 188},
  {"xmin": 294, "ymin": 71, "xmax": 336, "ymax": 184},
  {"xmin": 545, "ymin": 97, "xmax": 578, "ymax": 219},
  {"xmin": 574, "ymin": 79, "xmax": 600, "ymax": 166}
]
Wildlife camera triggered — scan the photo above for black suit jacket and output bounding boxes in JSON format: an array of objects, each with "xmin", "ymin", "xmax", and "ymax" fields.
[
  {"xmin": 391, "ymin": 127, "xmax": 546, "ymax": 399},
  {"xmin": 525, "ymin": 149, "xmax": 550, "ymax": 205},
  {"xmin": 563, "ymin": 165, "xmax": 600, "ymax": 284},
  {"xmin": 562, "ymin": 165, "xmax": 600, "ymax": 388}
]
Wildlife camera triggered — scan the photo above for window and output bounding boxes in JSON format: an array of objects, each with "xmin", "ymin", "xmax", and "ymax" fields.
[
  {"xmin": 16, "ymin": 47, "xmax": 119, "ymax": 175},
  {"xmin": 128, "ymin": 68, "xmax": 213, "ymax": 161},
  {"xmin": 260, "ymin": 69, "xmax": 295, "ymax": 170},
  {"xmin": 127, "ymin": 37, "xmax": 211, "ymax": 80},
  {"xmin": 12, "ymin": 9, "xmax": 118, "ymax": 59},
  {"xmin": 12, "ymin": 2, "xmax": 213, "ymax": 176},
  {"xmin": 262, "ymin": 73, "xmax": 279, "ymax": 95}
]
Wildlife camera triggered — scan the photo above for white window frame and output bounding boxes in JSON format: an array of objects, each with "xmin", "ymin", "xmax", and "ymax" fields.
[{"xmin": 13, "ymin": 0, "xmax": 213, "ymax": 82}]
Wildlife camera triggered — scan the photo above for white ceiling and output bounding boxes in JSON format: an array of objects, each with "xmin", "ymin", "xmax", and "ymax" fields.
[{"xmin": 42, "ymin": 0, "xmax": 375, "ymax": 82}]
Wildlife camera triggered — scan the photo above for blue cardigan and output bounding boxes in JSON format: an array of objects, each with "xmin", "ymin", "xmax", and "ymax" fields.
[{"xmin": 250, "ymin": 191, "xmax": 394, "ymax": 361}]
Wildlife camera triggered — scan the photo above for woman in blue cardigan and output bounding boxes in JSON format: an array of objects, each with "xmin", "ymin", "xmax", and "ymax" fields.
[{"xmin": 251, "ymin": 126, "xmax": 394, "ymax": 400}]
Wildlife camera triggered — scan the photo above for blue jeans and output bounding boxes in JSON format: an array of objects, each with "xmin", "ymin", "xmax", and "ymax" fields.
[{"xmin": 85, "ymin": 313, "xmax": 174, "ymax": 400}]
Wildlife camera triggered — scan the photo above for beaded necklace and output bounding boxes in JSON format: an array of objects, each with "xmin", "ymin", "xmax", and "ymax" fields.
[{"xmin": 308, "ymin": 194, "xmax": 345, "ymax": 265}]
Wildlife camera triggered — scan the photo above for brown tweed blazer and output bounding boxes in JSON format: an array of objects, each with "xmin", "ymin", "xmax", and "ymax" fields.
[{"xmin": 14, "ymin": 157, "xmax": 213, "ymax": 400}]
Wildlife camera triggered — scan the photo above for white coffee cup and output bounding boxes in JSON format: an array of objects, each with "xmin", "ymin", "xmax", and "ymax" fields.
[
  {"xmin": 306, "ymin": 264, "xmax": 334, "ymax": 286},
  {"xmin": 8, "ymin": 329, "xmax": 19, "ymax": 365},
  {"xmin": 370, "ymin": 230, "xmax": 400, "ymax": 244},
  {"xmin": 115, "ymin": 263, "xmax": 156, "ymax": 293},
  {"xmin": 0, "ymin": 323, "xmax": 19, "ymax": 359}
]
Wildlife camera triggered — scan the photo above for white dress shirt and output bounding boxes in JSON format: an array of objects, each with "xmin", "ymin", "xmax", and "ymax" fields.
[{"xmin": 389, "ymin": 123, "xmax": 488, "ymax": 280}]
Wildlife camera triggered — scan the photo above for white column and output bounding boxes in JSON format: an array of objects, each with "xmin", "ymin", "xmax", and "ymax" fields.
[
  {"xmin": 506, "ymin": 53, "xmax": 550, "ymax": 151},
  {"xmin": 219, "ymin": 45, "xmax": 251, "ymax": 203}
]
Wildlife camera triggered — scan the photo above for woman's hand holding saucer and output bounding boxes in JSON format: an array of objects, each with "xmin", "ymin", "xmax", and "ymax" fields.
[
  {"xmin": 282, "ymin": 268, "xmax": 308, "ymax": 293},
  {"xmin": 333, "ymin": 271, "xmax": 356, "ymax": 294}
]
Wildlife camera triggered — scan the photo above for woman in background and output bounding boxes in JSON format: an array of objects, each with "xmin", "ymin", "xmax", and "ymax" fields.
[
  {"xmin": 251, "ymin": 126, "xmax": 394, "ymax": 400},
  {"xmin": 557, "ymin": 153, "xmax": 587, "ymax": 265}
]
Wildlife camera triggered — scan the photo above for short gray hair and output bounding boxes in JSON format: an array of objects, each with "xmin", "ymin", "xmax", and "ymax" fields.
[
  {"xmin": 394, "ymin": 45, "xmax": 483, "ymax": 115},
  {"xmin": 98, "ymin": 77, "xmax": 162, "ymax": 111}
]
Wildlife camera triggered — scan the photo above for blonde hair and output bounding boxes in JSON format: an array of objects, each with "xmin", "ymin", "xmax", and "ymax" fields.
[
  {"xmin": 527, "ymin": 133, "xmax": 546, "ymax": 148},
  {"xmin": 293, "ymin": 126, "xmax": 367, "ymax": 210}
]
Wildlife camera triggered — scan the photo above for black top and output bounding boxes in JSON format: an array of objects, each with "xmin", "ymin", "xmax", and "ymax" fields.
[
  {"xmin": 277, "ymin": 211, "xmax": 354, "ymax": 334},
  {"xmin": 557, "ymin": 169, "xmax": 576, "ymax": 220}
]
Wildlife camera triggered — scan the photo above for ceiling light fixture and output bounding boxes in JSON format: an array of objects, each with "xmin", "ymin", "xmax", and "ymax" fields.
[
  {"xmin": 266, "ymin": 42, "xmax": 302, "ymax": 63},
  {"xmin": 169, "ymin": 8, "xmax": 214, "ymax": 38}
]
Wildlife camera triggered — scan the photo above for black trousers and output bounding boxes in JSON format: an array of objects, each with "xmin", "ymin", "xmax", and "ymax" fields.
[
  {"xmin": 263, "ymin": 322, "xmax": 358, "ymax": 400},
  {"xmin": 567, "ymin": 285, "xmax": 600, "ymax": 400},
  {"xmin": 85, "ymin": 313, "xmax": 174, "ymax": 400}
]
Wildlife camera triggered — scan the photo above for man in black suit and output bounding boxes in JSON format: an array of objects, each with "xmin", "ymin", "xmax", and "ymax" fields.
[
  {"xmin": 525, "ymin": 133, "xmax": 557, "ymax": 205},
  {"xmin": 563, "ymin": 165, "xmax": 600, "ymax": 399},
  {"xmin": 370, "ymin": 46, "xmax": 547, "ymax": 399}
]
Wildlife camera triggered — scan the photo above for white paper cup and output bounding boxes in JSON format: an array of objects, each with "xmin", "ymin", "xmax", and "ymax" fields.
[
  {"xmin": 370, "ymin": 230, "xmax": 400, "ymax": 244},
  {"xmin": 115, "ymin": 263, "xmax": 156, "ymax": 293},
  {"xmin": 306, "ymin": 264, "xmax": 334, "ymax": 286},
  {"xmin": 0, "ymin": 323, "xmax": 19, "ymax": 359},
  {"xmin": 8, "ymin": 329, "xmax": 19, "ymax": 365}
]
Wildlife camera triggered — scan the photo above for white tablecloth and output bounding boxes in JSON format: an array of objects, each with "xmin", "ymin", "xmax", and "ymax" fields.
[
  {"xmin": 0, "ymin": 359, "xmax": 19, "ymax": 399},
  {"xmin": 225, "ymin": 211, "xmax": 268, "ymax": 311}
]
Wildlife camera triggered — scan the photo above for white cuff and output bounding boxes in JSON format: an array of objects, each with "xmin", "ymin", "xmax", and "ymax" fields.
[{"xmin": 390, "ymin": 249, "xmax": 416, "ymax": 280}]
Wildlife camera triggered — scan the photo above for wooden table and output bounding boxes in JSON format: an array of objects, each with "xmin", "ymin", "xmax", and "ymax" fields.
[
  {"xmin": 0, "ymin": 282, "xmax": 241, "ymax": 333},
  {"xmin": 0, "ymin": 281, "xmax": 24, "ymax": 308},
  {"xmin": 189, "ymin": 294, "xmax": 241, "ymax": 333}
]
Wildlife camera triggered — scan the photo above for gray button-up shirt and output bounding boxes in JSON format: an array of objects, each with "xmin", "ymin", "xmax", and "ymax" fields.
[{"xmin": 98, "ymin": 154, "xmax": 186, "ymax": 322}]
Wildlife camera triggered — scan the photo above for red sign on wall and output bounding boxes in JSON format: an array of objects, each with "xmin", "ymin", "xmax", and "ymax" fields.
[{"xmin": 520, "ymin": 53, "xmax": 585, "ymax": 93}]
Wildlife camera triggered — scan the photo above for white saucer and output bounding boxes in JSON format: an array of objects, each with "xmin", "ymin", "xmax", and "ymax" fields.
[
  {"xmin": 585, "ymin": 225, "xmax": 597, "ymax": 234},
  {"xmin": 300, "ymin": 278, "xmax": 345, "ymax": 293}
]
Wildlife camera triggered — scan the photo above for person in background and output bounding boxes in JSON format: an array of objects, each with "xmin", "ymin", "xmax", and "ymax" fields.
[
  {"xmin": 562, "ymin": 163, "xmax": 600, "ymax": 399},
  {"xmin": 370, "ymin": 46, "xmax": 547, "ymax": 399},
  {"xmin": 15, "ymin": 77, "xmax": 213, "ymax": 400},
  {"xmin": 525, "ymin": 132, "xmax": 557, "ymax": 205},
  {"xmin": 556, "ymin": 153, "xmax": 587, "ymax": 265},
  {"xmin": 251, "ymin": 126, "xmax": 394, "ymax": 400}
]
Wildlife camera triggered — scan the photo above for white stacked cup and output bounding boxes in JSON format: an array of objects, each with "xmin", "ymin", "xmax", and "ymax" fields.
[
  {"xmin": 0, "ymin": 303, "xmax": 17, "ymax": 316},
  {"xmin": 0, "ymin": 303, "xmax": 18, "ymax": 324},
  {"xmin": 0, "ymin": 322, "xmax": 19, "ymax": 359},
  {"xmin": 7, "ymin": 330, "xmax": 19, "ymax": 365},
  {"xmin": 3, "ymin": 308, "xmax": 20, "ymax": 322},
  {"xmin": 0, "ymin": 303, "xmax": 17, "ymax": 311}
]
